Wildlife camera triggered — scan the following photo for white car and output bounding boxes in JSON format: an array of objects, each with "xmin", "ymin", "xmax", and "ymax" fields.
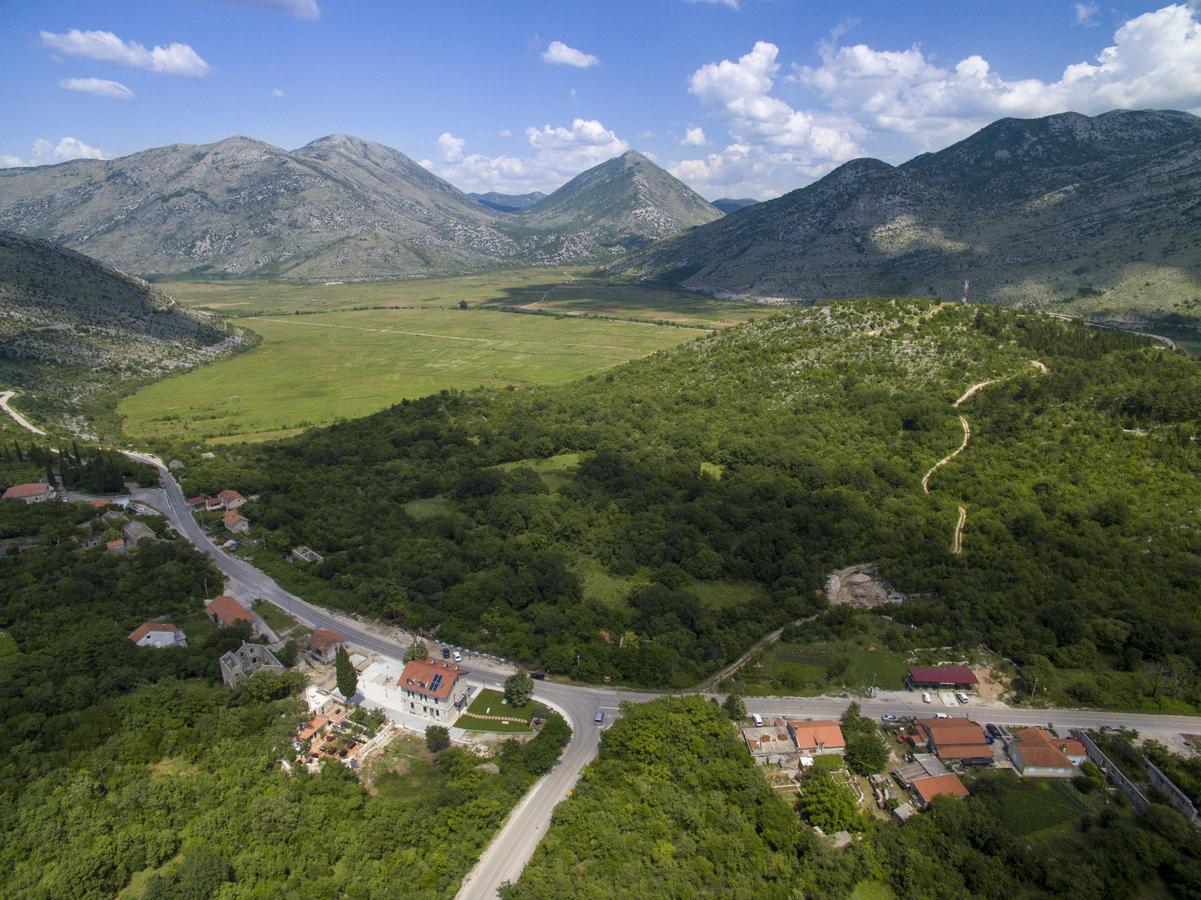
[
  {"xmin": 751, "ymin": 713, "xmax": 764, "ymax": 727},
  {"xmin": 955, "ymin": 691, "xmax": 970, "ymax": 704},
  {"xmin": 881, "ymin": 713, "xmax": 899, "ymax": 722},
  {"xmin": 922, "ymin": 692, "xmax": 932, "ymax": 704},
  {"xmin": 453, "ymin": 651, "xmax": 462, "ymax": 662},
  {"xmin": 935, "ymin": 712, "xmax": 952, "ymax": 719}
]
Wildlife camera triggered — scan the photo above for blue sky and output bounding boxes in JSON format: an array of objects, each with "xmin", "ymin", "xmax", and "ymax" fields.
[{"xmin": 3, "ymin": 1, "xmax": 1200, "ymax": 198}]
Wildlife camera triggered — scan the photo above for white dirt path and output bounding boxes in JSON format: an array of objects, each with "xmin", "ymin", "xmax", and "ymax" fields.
[{"xmin": 0, "ymin": 391, "xmax": 47, "ymax": 436}]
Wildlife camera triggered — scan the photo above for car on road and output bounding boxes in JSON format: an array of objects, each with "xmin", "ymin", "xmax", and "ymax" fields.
[
  {"xmin": 881, "ymin": 713, "xmax": 898, "ymax": 722},
  {"xmin": 530, "ymin": 671, "xmax": 546, "ymax": 680},
  {"xmin": 453, "ymin": 651, "xmax": 462, "ymax": 662},
  {"xmin": 594, "ymin": 711, "xmax": 605, "ymax": 725}
]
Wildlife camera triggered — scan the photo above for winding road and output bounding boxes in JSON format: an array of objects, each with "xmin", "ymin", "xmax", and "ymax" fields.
[{"xmin": 6, "ymin": 387, "xmax": 1201, "ymax": 897}]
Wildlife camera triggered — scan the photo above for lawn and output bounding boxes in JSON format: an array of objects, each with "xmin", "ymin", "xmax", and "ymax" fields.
[
  {"xmin": 251, "ymin": 598, "xmax": 300, "ymax": 636},
  {"xmin": 456, "ymin": 688, "xmax": 544, "ymax": 733},
  {"xmin": 968, "ymin": 770, "xmax": 1098, "ymax": 840},
  {"xmin": 728, "ymin": 632, "xmax": 911, "ymax": 697},
  {"xmin": 118, "ymin": 306, "xmax": 699, "ymax": 442}
]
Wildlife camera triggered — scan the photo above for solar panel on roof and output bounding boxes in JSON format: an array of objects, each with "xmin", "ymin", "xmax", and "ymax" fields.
[{"xmin": 430, "ymin": 674, "xmax": 443, "ymax": 692}]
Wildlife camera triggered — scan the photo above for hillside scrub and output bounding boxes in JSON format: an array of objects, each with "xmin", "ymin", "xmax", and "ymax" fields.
[{"xmin": 184, "ymin": 300, "xmax": 1201, "ymax": 707}]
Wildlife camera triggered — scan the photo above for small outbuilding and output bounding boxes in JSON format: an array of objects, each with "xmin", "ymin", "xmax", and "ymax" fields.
[
  {"xmin": 911, "ymin": 773, "xmax": 970, "ymax": 809},
  {"xmin": 207, "ymin": 594, "xmax": 256, "ymax": 630},
  {"xmin": 128, "ymin": 622, "xmax": 187, "ymax": 649},
  {"xmin": 219, "ymin": 642, "xmax": 284, "ymax": 686},
  {"xmin": 122, "ymin": 520, "xmax": 156, "ymax": 547},
  {"xmin": 305, "ymin": 628, "xmax": 346, "ymax": 664},
  {"xmin": 223, "ymin": 510, "xmax": 250, "ymax": 534}
]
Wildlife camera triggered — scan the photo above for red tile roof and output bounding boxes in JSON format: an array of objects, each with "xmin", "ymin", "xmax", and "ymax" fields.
[
  {"xmin": 222, "ymin": 509, "xmax": 247, "ymax": 527},
  {"xmin": 298, "ymin": 715, "xmax": 329, "ymax": 742},
  {"xmin": 399, "ymin": 658, "xmax": 467, "ymax": 701},
  {"xmin": 3, "ymin": 482, "xmax": 52, "ymax": 500},
  {"xmin": 308, "ymin": 629, "xmax": 345, "ymax": 653},
  {"xmin": 907, "ymin": 665, "xmax": 979, "ymax": 685},
  {"xmin": 217, "ymin": 489, "xmax": 246, "ymax": 505},
  {"xmin": 106, "ymin": 538, "xmax": 126, "ymax": 551},
  {"xmin": 186, "ymin": 495, "xmax": 206, "ymax": 506},
  {"xmin": 1013, "ymin": 728, "xmax": 1074, "ymax": 769},
  {"xmin": 89, "ymin": 498, "xmax": 110, "ymax": 509},
  {"xmin": 913, "ymin": 773, "xmax": 970, "ymax": 805},
  {"xmin": 208, "ymin": 594, "xmax": 254, "ymax": 626},
  {"xmin": 917, "ymin": 718, "xmax": 991, "ymax": 760},
  {"xmin": 789, "ymin": 719, "xmax": 846, "ymax": 751},
  {"xmin": 128, "ymin": 622, "xmax": 181, "ymax": 642}
]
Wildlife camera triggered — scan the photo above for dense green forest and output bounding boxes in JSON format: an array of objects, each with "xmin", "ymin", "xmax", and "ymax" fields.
[
  {"xmin": 507, "ymin": 697, "xmax": 1201, "ymax": 899},
  {"xmin": 179, "ymin": 300, "xmax": 1201, "ymax": 706},
  {"xmin": 0, "ymin": 502, "xmax": 569, "ymax": 898}
]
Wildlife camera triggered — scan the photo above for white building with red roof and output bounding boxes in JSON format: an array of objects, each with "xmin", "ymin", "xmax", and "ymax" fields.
[
  {"xmin": 2, "ymin": 482, "xmax": 55, "ymax": 503},
  {"xmin": 128, "ymin": 622, "xmax": 187, "ymax": 648},
  {"xmin": 398, "ymin": 658, "xmax": 470, "ymax": 722}
]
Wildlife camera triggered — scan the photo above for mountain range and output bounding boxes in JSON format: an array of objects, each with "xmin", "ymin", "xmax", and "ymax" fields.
[
  {"xmin": 613, "ymin": 110, "xmax": 1201, "ymax": 326},
  {"xmin": 0, "ymin": 138, "xmax": 719, "ymax": 280},
  {"xmin": 469, "ymin": 191, "xmax": 547, "ymax": 213}
]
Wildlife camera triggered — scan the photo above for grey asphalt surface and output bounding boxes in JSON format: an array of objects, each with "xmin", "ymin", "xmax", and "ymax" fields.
[{"xmin": 123, "ymin": 451, "xmax": 1201, "ymax": 899}]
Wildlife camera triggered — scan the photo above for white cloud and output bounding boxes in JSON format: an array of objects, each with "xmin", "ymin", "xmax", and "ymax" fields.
[
  {"xmin": 218, "ymin": 0, "xmax": 320, "ymax": 19},
  {"xmin": 670, "ymin": 143, "xmax": 819, "ymax": 199},
  {"xmin": 689, "ymin": 41, "xmax": 864, "ymax": 162},
  {"xmin": 0, "ymin": 136, "xmax": 106, "ymax": 168},
  {"xmin": 437, "ymin": 132, "xmax": 466, "ymax": 162},
  {"xmin": 798, "ymin": 3, "xmax": 1201, "ymax": 151},
  {"xmin": 40, "ymin": 29, "xmax": 210, "ymax": 77},
  {"xmin": 1074, "ymin": 2, "xmax": 1099, "ymax": 26},
  {"xmin": 497, "ymin": 129, "xmax": 513, "ymax": 137},
  {"xmin": 681, "ymin": 125, "xmax": 708, "ymax": 145},
  {"xmin": 434, "ymin": 118, "xmax": 628, "ymax": 193},
  {"xmin": 638, "ymin": 130, "xmax": 656, "ymax": 139},
  {"xmin": 59, "ymin": 77, "xmax": 134, "ymax": 100},
  {"xmin": 542, "ymin": 40, "xmax": 599, "ymax": 68},
  {"xmin": 687, "ymin": 0, "xmax": 741, "ymax": 8},
  {"xmin": 271, "ymin": 87, "xmax": 285, "ymax": 97}
]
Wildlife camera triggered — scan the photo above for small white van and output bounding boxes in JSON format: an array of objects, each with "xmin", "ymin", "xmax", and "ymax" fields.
[
  {"xmin": 751, "ymin": 713, "xmax": 764, "ymax": 727},
  {"xmin": 955, "ymin": 691, "xmax": 970, "ymax": 704}
]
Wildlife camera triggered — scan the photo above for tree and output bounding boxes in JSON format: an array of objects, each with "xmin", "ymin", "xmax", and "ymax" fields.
[
  {"xmin": 403, "ymin": 640, "xmax": 428, "ymax": 663},
  {"xmin": 722, "ymin": 693, "xmax": 746, "ymax": 720},
  {"xmin": 426, "ymin": 725, "xmax": 450, "ymax": 752},
  {"xmin": 277, "ymin": 639, "xmax": 298, "ymax": 668},
  {"xmin": 505, "ymin": 671, "xmax": 534, "ymax": 707},
  {"xmin": 845, "ymin": 732, "xmax": 890, "ymax": 775},
  {"xmin": 335, "ymin": 644, "xmax": 357, "ymax": 698},
  {"xmin": 797, "ymin": 769, "xmax": 862, "ymax": 833}
]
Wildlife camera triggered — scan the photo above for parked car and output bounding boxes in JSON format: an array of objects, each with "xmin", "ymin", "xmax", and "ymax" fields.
[
  {"xmin": 985, "ymin": 723, "xmax": 1003, "ymax": 739},
  {"xmin": 594, "ymin": 711, "xmax": 605, "ymax": 725},
  {"xmin": 441, "ymin": 647, "xmax": 450, "ymax": 659},
  {"xmin": 530, "ymin": 672, "xmax": 546, "ymax": 680},
  {"xmin": 453, "ymin": 651, "xmax": 462, "ymax": 662},
  {"xmin": 881, "ymin": 713, "xmax": 899, "ymax": 722},
  {"xmin": 751, "ymin": 713, "xmax": 764, "ymax": 727},
  {"xmin": 935, "ymin": 712, "xmax": 952, "ymax": 719},
  {"xmin": 922, "ymin": 692, "xmax": 932, "ymax": 704},
  {"xmin": 955, "ymin": 691, "xmax": 970, "ymax": 704}
]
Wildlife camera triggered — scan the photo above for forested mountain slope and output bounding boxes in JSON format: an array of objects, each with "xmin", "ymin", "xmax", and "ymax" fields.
[
  {"xmin": 182, "ymin": 300, "xmax": 1201, "ymax": 708},
  {"xmin": 614, "ymin": 110, "xmax": 1201, "ymax": 330},
  {"xmin": 0, "ymin": 231, "xmax": 241, "ymax": 431}
]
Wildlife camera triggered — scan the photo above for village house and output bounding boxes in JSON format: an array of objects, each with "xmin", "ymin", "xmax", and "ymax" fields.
[
  {"xmin": 223, "ymin": 510, "xmax": 250, "ymax": 534},
  {"xmin": 217, "ymin": 489, "xmax": 247, "ymax": 509},
  {"xmin": 106, "ymin": 538, "xmax": 127, "ymax": 553},
  {"xmin": 910, "ymin": 773, "xmax": 970, "ymax": 809},
  {"xmin": 304, "ymin": 629, "xmax": 346, "ymax": 664},
  {"xmin": 206, "ymin": 594, "xmax": 257, "ymax": 631},
  {"xmin": 128, "ymin": 622, "xmax": 187, "ymax": 648},
  {"xmin": 916, "ymin": 718, "xmax": 993, "ymax": 766},
  {"xmin": 741, "ymin": 721, "xmax": 799, "ymax": 765},
  {"xmin": 397, "ymin": 658, "xmax": 470, "ymax": 722},
  {"xmin": 2, "ymin": 482, "xmax": 56, "ymax": 503},
  {"xmin": 1008, "ymin": 728, "xmax": 1085, "ymax": 777},
  {"xmin": 122, "ymin": 520, "xmax": 156, "ymax": 548},
  {"xmin": 186, "ymin": 495, "xmax": 206, "ymax": 509},
  {"xmin": 219, "ymin": 642, "xmax": 284, "ymax": 686},
  {"xmin": 906, "ymin": 666, "xmax": 979, "ymax": 692},
  {"xmin": 789, "ymin": 719, "xmax": 846, "ymax": 755},
  {"xmin": 205, "ymin": 496, "xmax": 225, "ymax": 512}
]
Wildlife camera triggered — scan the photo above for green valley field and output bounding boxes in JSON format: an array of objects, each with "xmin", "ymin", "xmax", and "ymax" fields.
[{"xmin": 118, "ymin": 307, "xmax": 699, "ymax": 443}]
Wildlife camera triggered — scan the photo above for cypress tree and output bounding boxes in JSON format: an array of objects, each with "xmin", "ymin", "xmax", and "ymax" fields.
[{"xmin": 335, "ymin": 645, "xmax": 358, "ymax": 699}]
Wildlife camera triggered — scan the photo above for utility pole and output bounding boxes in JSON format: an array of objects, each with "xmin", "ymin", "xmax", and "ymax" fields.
[{"xmin": 961, "ymin": 279, "xmax": 970, "ymax": 304}]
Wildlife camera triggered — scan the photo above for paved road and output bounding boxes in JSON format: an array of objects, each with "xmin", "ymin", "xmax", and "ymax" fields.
[
  {"xmin": 119, "ymin": 451, "xmax": 1201, "ymax": 897},
  {"xmin": 0, "ymin": 390, "xmax": 47, "ymax": 436}
]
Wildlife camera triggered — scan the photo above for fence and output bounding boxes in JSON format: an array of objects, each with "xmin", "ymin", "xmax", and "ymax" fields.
[
  {"xmin": 1146, "ymin": 760, "xmax": 1199, "ymax": 822},
  {"xmin": 1073, "ymin": 730, "xmax": 1150, "ymax": 812}
]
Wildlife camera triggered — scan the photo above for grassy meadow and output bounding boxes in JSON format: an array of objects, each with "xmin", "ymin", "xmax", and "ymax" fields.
[{"xmin": 119, "ymin": 306, "xmax": 699, "ymax": 443}]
